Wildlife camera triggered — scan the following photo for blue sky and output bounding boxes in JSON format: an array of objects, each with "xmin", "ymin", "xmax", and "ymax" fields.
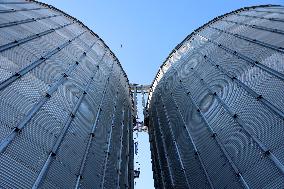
[
  {"xmin": 41, "ymin": 0, "xmax": 284, "ymax": 188},
  {"xmin": 41, "ymin": 0, "xmax": 284, "ymax": 85}
]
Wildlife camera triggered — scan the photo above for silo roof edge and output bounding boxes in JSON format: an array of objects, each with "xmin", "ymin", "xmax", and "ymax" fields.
[{"xmin": 146, "ymin": 4, "xmax": 282, "ymax": 110}]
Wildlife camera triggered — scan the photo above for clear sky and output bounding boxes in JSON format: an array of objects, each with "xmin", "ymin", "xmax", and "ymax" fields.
[
  {"xmin": 40, "ymin": 0, "xmax": 284, "ymax": 189},
  {"xmin": 40, "ymin": 0, "xmax": 284, "ymax": 85}
]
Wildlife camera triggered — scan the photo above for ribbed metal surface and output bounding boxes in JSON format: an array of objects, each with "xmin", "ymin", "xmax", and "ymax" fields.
[
  {"xmin": 0, "ymin": 1, "xmax": 133, "ymax": 189},
  {"xmin": 147, "ymin": 5, "xmax": 284, "ymax": 189}
]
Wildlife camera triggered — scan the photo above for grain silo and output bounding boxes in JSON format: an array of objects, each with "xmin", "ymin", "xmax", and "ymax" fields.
[
  {"xmin": 0, "ymin": 1, "xmax": 133, "ymax": 188},
  {"xmin": 147, "ymin": 5, "xmax": 284, "ymax": 189}
]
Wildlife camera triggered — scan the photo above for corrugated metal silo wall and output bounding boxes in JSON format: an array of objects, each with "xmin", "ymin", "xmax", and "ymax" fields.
[
  {"xmin": 0, "ymin": 0, "xmax": 133, "ymax": 189},
  {"xmin": 148, "ymin": 5, "xmax": 284, "ymax": 189}
]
